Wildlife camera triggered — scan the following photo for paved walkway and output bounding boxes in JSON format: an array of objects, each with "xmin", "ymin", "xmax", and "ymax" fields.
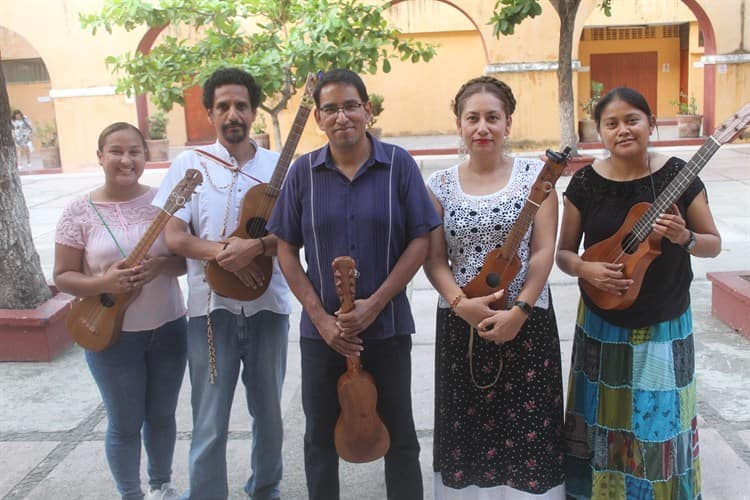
[{"xmin": 2, "ymin": 143, "xmax": 750, "ymax": 499}]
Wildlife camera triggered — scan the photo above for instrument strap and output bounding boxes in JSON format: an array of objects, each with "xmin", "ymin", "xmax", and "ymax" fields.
[
  {"xmin": 468, "ymin": 324, "xmax": 503, "ymax": 390},
  {"xmin": 88, "ymin": 197, "xmax": 127, "ymax": 258}
]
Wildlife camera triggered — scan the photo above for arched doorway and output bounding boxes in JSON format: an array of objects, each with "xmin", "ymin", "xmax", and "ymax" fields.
[{"xmin": 0, "ymin": 27, "xmax": 59, "ymax": 168}]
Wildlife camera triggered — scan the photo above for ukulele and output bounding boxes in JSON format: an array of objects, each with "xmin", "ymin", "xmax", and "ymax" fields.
[
  {"xmin": 66, "ymin": 169, "xmax": 203, "ymax": 351},
  {"xmin": 462, "ymin": 148, "xmax": 571, "ymax": 308},
  {"xmin": 205, "ymin": 73, "xmax": 317, "ymax": 300},
  {"xmin": 332, "ymin": 256, "xmax": 391, "ymax": 463},
  {"xmin": 581, "ymin": 103, "xmax": 750, "ymax": 310}
]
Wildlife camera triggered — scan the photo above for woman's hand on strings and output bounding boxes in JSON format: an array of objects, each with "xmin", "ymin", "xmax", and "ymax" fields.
[
  {"xmin": 100, "ymin": 259, "xmax": 140, "ymax": 294},
  {"xmin": 653, "ymin": 205, "xmax": 690, "ymax": 246},
  {"xmin": 579, "ymin": 261, "xmax": 632, "ymax": 295}
]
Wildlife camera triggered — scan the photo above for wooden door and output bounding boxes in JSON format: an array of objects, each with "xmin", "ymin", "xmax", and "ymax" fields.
[
  {"xmin": 184, "ymin": 85, "xmax": 215, "ymax": 145},
  {"xmin": 591, "ymin": 52, "xmax": 658, "ymax": 113}
]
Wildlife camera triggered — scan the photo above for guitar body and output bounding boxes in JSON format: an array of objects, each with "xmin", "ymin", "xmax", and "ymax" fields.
[
  {"xmin": 462, "ymin": 248, "xmax": 521, "ymax": 309},
  {"xmin": 580, "ymin": 202, "xmax": 663, "ymax": 310},
  {"xmin": 334, "ymin": 358, "xmax": 391, "ymax": 463},
  {"xmin": 205, "ymin": 183, "xmax": 275, "ymax": 300},
  {"xmin": 66, "ymin": 290, "xmax": 137, "ymax": 351}
]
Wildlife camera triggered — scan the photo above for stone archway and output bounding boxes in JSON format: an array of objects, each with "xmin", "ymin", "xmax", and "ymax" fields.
[{"xmin": 681, "ymin": 0, "xmax": 716, "ymax": 133}]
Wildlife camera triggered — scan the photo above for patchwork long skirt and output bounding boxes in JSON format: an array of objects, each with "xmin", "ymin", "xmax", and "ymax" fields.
[{"xmin": 564, "ymin": 300, "xmax": 701, "ymax": 499}]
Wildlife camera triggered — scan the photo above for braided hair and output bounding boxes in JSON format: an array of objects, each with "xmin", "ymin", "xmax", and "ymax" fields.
[{"xmin": 452, "ymin": 76, "xmax": 516, "ymax": 118}]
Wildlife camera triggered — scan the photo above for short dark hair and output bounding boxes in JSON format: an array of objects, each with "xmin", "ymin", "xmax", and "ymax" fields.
[
  {"xmin": 202, "ymin": 68, "xmax": 262, "ymax": 111},
  {"xmin": 12, "ymin": 109, "xmax": 23, "ymax": 120},
  {"xmin": 594, "ymin": 87, "xmax": 653, "ymax": 127},
  {"xmin": 313, "ymin": 69, "xmax": 369, "ymax": 107},
  {"xmin": 97, "ymin": 122, "xmax": 147, "ymax": 151}
]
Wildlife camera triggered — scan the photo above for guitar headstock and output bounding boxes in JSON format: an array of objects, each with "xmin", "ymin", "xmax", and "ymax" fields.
[
  {"xmin": 332, "ymin": 256, "xmax": 357, "ymax": 313},
  {"xmin": 533, "ymin": 146, "xmax": 572, "ymax": 192},
  {"xmin": 164, "ymin": 169, "xmax": 203, "ymax": 215},
  {"xmin": 300, "ymin": 73, "xmax": 318, "ymax": 110},
  {"xmin": 713, "ymin": 102, "xmax": 750, "ymax": 145}
]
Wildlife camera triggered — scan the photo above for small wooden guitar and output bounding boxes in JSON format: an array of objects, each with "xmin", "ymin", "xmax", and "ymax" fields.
[
  {"xmin": 66, "ymin": 169, "xmax": 203, "ymax": 351},
  {"xmin": 462, "ymin": 148, "xmax": 571, "ymax": 308},
  {"xmin": 332, "ymin": 256, "xmax": 391, "ymax": 463},
  {"xmin": 205, "ymin": 73, "xmax": 317, "ymax": 300},
  {"xmin": 581, "ymin": 103, "xmax": 750, "ymax": 310}
]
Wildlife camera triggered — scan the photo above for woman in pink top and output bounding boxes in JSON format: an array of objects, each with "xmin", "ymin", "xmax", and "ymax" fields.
[{"xmin": 54, "ymin": 123, "xmax": 187, "ymax": 500}]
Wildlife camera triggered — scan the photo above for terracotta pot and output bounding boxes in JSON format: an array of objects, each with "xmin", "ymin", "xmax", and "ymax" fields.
[
  {"xmin": 578, "ymin": 119, "xmax": 598, "ymax": 143},
  {"xmin": 39, "ymin": 146, "xmax": 61, "ymax": 169},
  {"xmin": 0, "ymin": 286, "xmax": 76, "ymax": 361},
  {"xmin": 676, "ymin": 114, "xmax": 703, "ymax": 138},
  {"xmin": 146, "ymin": 138, "xmax": 170, "ymax": 162},
  {"xmin": 252, "ymin": 133, "xmax": 270, "ymax": 149}
]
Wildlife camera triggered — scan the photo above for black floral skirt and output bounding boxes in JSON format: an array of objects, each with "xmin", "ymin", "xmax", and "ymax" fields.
[{"xmin": 433, "ymin": 304, "xmax": 565, "ymax": 494}]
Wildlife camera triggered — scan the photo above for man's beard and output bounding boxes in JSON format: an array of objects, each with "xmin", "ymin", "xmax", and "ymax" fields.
[{"xmin": 222, "ymin": 122, "xmax": 248, "ymax": 144}]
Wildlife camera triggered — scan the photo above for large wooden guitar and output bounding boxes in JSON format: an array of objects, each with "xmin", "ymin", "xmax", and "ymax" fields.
[
  {"xmin": 66, "ymin": 169, "xmax": 203, "ymax": 351},
  {"xmin": 205, "ymin": 73, "xmax": 317, "ymax": 300},
  {"xmin": 332, "ymin": 256, "xmax": 391, "ymax": 463},
  {"xmin": 462, "ymin": 148, "xmax": 571, "ymax": 308},
  {"xmin": 581, "ymin": 103, "xmax": 750, "ymax": 310}
]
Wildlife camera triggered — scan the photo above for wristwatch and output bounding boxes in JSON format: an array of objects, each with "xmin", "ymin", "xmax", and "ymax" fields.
[
  {"xmin": 513, "ymin": 300, "xmax": 533, "ymax": 316},
  {"xmin": 682, "ymin": 230, "xmax": 697, "ymax": 253}
]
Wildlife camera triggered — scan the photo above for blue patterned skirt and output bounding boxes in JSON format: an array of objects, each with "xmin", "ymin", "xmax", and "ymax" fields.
[{"xmin": 564, "ymin": 300, "xmax": 701, "ymax": 499}]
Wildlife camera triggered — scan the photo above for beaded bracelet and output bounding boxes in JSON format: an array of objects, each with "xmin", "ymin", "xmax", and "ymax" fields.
[
  {"xmin": 450, "ymin": 294, "xmax": 465, "ymax": 313},
  {"xmin": 259, "ymin": 237, "xmax": 267, "ymax": 256}
]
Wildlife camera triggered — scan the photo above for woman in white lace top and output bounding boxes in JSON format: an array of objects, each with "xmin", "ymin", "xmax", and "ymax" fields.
[
  {"xmin": 53, "ymin": 123, "xmax": 186, "ymax": 500},
  {"xmin": 424, "ymin": 77, "xmax": 565, "ymax": 499}
]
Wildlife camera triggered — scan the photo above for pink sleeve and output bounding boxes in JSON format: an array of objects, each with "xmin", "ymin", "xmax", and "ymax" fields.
[{"xmin": 55, "ymin": 197, "xmax": 89, "ymax": 250}]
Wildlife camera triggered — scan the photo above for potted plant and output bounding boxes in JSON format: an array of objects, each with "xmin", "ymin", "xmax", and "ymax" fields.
[
  {"xmin": 37, "ymin": 122, "xmax": 61, "ymax": 169},
  {"xmin": 251, "ymin": 114, "xmax": 270, "ymax": 149},
  {"xmin": 672, "ymin": 92, "xmax": 703, "ymax": 138},
  {"xmin": 368, "ymin": 93, "xmax": 385, "ymax": 139},
  {"xmin": 578, "ymin": 80, "xmax": 603, "ymax": 143},
  {"xmin": 146, "ymin": 111, "xmax": 169, "ymax": 161}
]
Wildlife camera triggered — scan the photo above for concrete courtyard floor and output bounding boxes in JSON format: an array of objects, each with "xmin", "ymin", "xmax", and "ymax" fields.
[{"xmin": 1, "ymin": 142, "xmax": 750, "ymax": 499}]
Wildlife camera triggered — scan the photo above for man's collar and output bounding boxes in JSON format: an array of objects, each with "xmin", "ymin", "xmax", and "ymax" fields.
[
  {"xmin": 310, "ymin": 132, "xmax": 391, "ymax": 170},
  {"xmin": 208, "ymin": 138, "xmax": 259, "ymax": 165}
]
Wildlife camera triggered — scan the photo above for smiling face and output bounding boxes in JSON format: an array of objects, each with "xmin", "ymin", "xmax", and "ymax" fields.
[
  {"xmin": 97, "ymin": 128, "xmax": 146, "ymax": 188},
  {"xmin": 314, "ymin": 82, "xmax": 372, "ymax": 151},
  {"xmin": 457, "ymin": 91, "xmax": 512, "ymax": 156},
  {"xmin": 208, "ymin": 84, "xmax": 256, "ymax": 146},
  {"xmin": 597, "ymin": 97, "xmax": 655, "ymax": 160}
]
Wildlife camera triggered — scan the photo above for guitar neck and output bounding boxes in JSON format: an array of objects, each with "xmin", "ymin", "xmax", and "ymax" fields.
[
  {"xmin": 633, "ymin": 137, "xmax": 721, "ymax": 238},
  {"xmin": 123, "ymin": 210, "xmax": 172, "ymax": 267},
  {"xmin": 268, "ymin": 105, "xmax": 313, "ymax": 193}
]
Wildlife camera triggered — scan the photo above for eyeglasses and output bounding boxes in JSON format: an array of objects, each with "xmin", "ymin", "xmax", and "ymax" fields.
[{"xmin": 319, "ymin": 102, "xmax": 364, "ymax": 118}]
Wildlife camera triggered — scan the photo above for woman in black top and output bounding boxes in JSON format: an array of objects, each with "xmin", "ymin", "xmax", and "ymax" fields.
[{"xmin": 556, "ymin": 87, "xmax": 721, "ymax": 499}]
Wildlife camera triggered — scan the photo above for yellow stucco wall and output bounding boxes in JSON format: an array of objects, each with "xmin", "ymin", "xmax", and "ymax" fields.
[{"xmin": 1, "ymin": 0, "xmax": 748, "ymax": 170}]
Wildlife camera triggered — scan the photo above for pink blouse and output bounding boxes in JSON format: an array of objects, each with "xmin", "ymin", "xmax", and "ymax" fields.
[{"xmin": 55, "ymin": 188, "xmax": 186, "ymax": 332}]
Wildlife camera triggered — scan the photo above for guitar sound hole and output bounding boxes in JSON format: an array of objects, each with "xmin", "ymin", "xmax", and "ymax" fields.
[
  {"xmin": 245, "ymin": 217, "xmax": 268, "ymax": 238},
  {"xmin": 485, "ymin": 273, "xmax": 500, "ymax": 288},
  {"xmin": 99, "ymin": 293, "xmax": 115, "ymax": 308},
  {"xmin": 620, "ymin": 233, "xmax": 640, "ymax": 255}
]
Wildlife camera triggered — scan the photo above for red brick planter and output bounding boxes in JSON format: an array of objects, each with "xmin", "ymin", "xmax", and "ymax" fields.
[
  {"xmin": 706, "ymin": 271, "xmax": 750, "ymax": 339},
  {"xmin": 0, "ymin": 287, "xmax": 76, "ymax": 362}
]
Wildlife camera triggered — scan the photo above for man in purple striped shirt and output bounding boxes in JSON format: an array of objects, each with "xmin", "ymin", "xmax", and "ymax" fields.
[{"xmin": 268, "ymin": 69, "xmax": 440, "ymax": 500}]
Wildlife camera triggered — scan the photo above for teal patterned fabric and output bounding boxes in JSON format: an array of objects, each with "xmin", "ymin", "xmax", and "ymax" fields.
[{"xmin": 564, "ymin": 301, "xmax": 701, "ymax": 500}]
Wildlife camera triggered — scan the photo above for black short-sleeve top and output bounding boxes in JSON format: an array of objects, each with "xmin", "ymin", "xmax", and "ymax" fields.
[{"xmin": 564, "ymin": 156, "xmax": 705, "ymax": 328}]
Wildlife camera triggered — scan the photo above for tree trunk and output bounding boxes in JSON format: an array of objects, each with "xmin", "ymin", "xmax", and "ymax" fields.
[
  {"xmin": 553, "ymin": 0, "xmax": 581, "ymax": 155},
  {"xmin": 0, "ymin": 56, "xmax": 52, "ymax": 309}
]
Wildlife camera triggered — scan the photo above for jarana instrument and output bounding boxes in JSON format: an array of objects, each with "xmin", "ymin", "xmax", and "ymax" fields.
[
  {"xmin": 66, "ymin": 169, "xmax": 203, "ymax": 351},
  {"xmin": 462, "ymin": 147, "xmax": 571, "ymax": 308},
  {"xmin": 205, "ymin": 73, "xmax": 317, "ymax": 300},
  {"xmin": 581, "ymin": 103, "xmax": 750, "ymax": 310},
  {"xmin": 332, "ymin": 256, "xmax": 391, "ymax": 463}
]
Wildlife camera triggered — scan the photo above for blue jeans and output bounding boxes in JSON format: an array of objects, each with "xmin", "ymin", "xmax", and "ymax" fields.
[
  {"xmin": 86, "ymin": 317, "xmax": 187, "ymax": 500},
  {"xmin": 183, "ymin": 309, "xmax": 288, "ymax": 500},
  {"xmin": 301, "ymin": 335, "xmax": 422, "ymax": 500}
]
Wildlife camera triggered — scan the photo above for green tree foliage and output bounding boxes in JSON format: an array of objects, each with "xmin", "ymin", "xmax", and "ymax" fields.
[
  {"xmin": 490, "ymin": 0, "xmax": 611, "ymax": 153},
  {"xmin": 80, "ymin": 0, "xmax": 437, "ymax": 148}
]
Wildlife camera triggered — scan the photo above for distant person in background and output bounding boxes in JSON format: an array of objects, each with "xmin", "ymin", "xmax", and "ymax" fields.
[{"xmin": 11, "ymin": 109, "xmax": 33, "ymax": 169}]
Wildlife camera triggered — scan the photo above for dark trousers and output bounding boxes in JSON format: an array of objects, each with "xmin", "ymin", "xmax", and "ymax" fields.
[{"xmin": 301, "ymin": 335, "xmax": 423, "ymax": 500}]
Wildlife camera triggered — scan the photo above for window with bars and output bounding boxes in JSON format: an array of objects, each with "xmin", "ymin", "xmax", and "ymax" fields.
[
  {"xmin": 1, "ymin": 58, "xmax": 50, "ymax": 84},
  {"xmin": 588, "ymin": 26, "xmax": 662, "ymax": 42}
]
